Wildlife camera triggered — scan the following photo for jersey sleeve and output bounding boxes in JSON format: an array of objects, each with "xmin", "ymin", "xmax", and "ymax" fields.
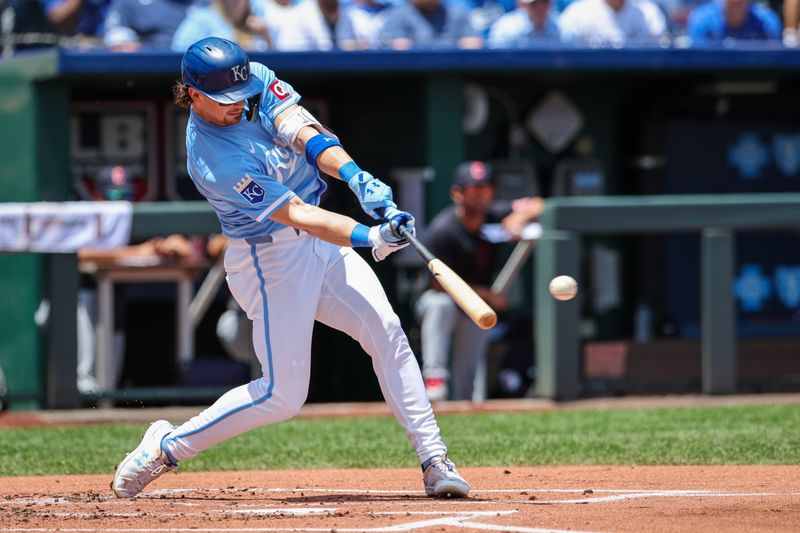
[
  {"xmin": 487, "ymin": 200, "xmax": 513, "ymax": 222},
  {"xmin": 202, "ymin": 156, "xmax": 296, "ymax": 223},
  {"xmin": 250, "ymin": 62, "xmax": 302, "ymax": 121},
  {"xmin": 425, "ymin": 230, "xmax": 454, "ymax": 263},
  {"xmin": 423, "ymin": 215, "xmax": 458, "ymax": 264}
]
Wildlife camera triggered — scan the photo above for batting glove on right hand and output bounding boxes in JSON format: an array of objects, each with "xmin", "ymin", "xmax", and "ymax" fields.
[
  {"xmin": 368, "ymin": 220, "xmax": 410, "ymax": 262},
  {"xmin": 347, "ymin": 171, "xmax": 397, "ymax": 220}
]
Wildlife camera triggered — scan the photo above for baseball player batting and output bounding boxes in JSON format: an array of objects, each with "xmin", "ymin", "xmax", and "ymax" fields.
[{"xmin": 111, "ymin": 37, "xmax": 470, "ymax": 500}]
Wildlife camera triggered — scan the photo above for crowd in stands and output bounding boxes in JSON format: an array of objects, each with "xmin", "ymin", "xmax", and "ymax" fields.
[{"xmin": 0, "ymin": 0, "xmax": 793, "ymax": 54}]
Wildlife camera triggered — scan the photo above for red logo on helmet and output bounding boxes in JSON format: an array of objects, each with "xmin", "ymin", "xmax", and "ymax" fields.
[
  {"xmin": 470, "ymin": 162, "xmax": 487, "ymax": 180},
  {"xmin": 269, "ymin": 80, "xmax": 289, "ymax": 100}
]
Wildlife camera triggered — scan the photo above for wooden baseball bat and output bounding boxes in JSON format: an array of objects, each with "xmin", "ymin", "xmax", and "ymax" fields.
[{"xmin": 399, "ymin": 227, "xmax": 497, "ymax": 330}]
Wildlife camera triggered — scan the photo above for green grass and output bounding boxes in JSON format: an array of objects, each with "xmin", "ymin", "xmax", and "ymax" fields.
[{"xmin": 1, "ymin": 404, "xmax": 799, "ymax": 476}]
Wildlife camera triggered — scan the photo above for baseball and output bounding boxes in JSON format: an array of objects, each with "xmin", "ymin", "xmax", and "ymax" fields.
[{"xmin": 549, "ymin": 275, "xmax": 578, "ymax": 301}]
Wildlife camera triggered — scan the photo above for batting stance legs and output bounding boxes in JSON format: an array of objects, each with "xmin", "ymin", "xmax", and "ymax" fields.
[{"xmin": 160, "ymin": 230, "xmax": 447, "ymax": 464}]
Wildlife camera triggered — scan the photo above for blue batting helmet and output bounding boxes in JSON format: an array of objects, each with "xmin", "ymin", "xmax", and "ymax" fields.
[{"xmin": 181, "ymin": 37, "xmax": 264, "ymax": 104}]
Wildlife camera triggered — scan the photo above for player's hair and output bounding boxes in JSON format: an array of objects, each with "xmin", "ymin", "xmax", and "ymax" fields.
[{"xmin": 173, "ymin": 80, "xmax": 192, "ymax": 109}]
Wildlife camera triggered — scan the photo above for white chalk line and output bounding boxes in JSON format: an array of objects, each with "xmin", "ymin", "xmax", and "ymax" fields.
[
  {"xmin": 509, "ymin": 490, "xmax": 799, "ymax": 505},
  {"xmin": 143, "ymin": 486, "xmax": 800, "ymax": 496}
]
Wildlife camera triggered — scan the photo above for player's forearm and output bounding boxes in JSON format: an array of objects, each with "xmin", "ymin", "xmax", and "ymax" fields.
[
  {"xmin": 786, "ymin": 0, "xmax": 800, "ymax": 30},
  {"xmin": 502, "ymin": 197, "xmax": 544, "ymax": 237},
  {"xmin": 297, "ymin": 131, "xmax": 363, "ymax": 183},
  {"xmin": 473, "ymin": 285, "xmax": 508, "ymax": 311},
  {"xmin": 293, "ymin": 125, "xmax": 398, "ymax": 220},
  {"xmin": 270, "ymin": 197, "xmax": 359, "ymax": 246},
  {"xmin": 315, "ymin": 145, "xmax": 355, "ymax": 179},
  {"xmin": 47, "ymin": 0, "xmax": 83, "ymax": 33}
]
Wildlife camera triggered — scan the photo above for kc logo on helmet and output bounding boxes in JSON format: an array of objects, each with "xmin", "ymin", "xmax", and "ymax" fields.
[
  {"xmin": 231, "ymin": 65, "xmax": 249, "ymax": 82},
  {"xmin": 269, "ymin": 80, "xmax": 289, "ymax": 100},
  {"xmin": 234, "ymin": 174, "xmax": 265, "ymax": 204}
]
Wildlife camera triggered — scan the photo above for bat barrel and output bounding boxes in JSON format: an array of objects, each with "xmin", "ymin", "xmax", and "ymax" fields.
[{"xmin": 395, "ymin": 221, "xmax": 497, "ymax": 330}]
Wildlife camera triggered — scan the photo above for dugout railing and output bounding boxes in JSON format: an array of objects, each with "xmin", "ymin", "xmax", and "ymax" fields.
[{"xmin": 534, "ymin": 192, "xmax": 800, "ymax": 399}]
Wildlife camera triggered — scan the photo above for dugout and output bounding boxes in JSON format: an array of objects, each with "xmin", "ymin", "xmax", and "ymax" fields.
[{"xmin": 2, "ymin": 46, "xmax": 800, "ymax": 408}]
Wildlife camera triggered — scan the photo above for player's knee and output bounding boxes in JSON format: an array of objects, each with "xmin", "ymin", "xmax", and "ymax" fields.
[
  {"xmin": 282, "ymin": 396, "xmax": 307, "ymax": 420},
  {"xmin": 271, "ymin": 387, "xmax": 308, "ymax": 419}
]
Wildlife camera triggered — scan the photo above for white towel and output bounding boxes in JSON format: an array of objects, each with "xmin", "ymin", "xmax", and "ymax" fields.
[
  {"xmin": 0, "ymin": 201, "xmax": 133, "ymax": 253},
  {"xmin": 0, "ymin": 203, "xmax": 28, "ymax": 251}
]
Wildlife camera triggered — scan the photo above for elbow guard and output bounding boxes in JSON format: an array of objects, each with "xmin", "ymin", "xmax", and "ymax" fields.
[{"xmin": 277, "ymin": 106, "xmax": 326, "ymax": 148}]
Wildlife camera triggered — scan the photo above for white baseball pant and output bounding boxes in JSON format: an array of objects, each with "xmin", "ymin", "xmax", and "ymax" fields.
[{"xmin": 162, "ymin": 228, "xmax": 447, "ymax": 464}]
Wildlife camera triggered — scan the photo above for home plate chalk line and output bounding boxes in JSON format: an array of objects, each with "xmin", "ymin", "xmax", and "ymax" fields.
[{"xmin": 1, "ymin": 486, "xmax": 798, "ymax": 533}]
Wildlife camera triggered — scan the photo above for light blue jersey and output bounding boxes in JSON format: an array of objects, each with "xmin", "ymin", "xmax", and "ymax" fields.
[{"xmin": 185, "ymin": 62, "xmax": 327, "ymax": 239}]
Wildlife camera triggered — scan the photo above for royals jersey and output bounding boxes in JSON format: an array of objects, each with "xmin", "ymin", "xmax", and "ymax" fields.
[{"xmin": 185, "ymin": 62, "xmax": 328, "ymax": 239}]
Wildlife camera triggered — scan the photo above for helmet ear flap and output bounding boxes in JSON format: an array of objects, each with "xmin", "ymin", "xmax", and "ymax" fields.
[{"xmin": 246, "ymin": 94, "xmax": 261, "ymax": 122}]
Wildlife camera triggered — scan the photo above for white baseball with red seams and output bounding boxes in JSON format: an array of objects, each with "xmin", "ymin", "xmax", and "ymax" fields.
[{"xmin": 549, "ymin": 275, "xmax": 578, "ymax": 301}]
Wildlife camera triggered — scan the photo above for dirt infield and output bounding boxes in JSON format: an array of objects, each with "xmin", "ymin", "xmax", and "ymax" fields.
[{"xmin": 1, "ymin": 466, "xmax": 799, "ymax": 532}]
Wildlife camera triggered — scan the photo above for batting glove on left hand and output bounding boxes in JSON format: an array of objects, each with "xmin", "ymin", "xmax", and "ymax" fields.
[
  {"xmin": 347, "ymin": 171, "xmax": 397, "ymax": 220},
  {"xmin": 368, "ymin": 219, "xmax": 411, "ymax": 262},
  {"xmin": 382, "ymin": 207, "xmax": 416, "ymax": 240}
]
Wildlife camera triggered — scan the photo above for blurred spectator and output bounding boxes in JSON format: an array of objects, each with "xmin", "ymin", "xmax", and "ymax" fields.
[
  {"xmin": 487, "ymin": 0, "xmax": 560, "ymax": 47},
  {"xmin": 686, "ymin": 0, "xmax": 780, "ymax": 44},
  {"xmin": 348, "ymin": 0, "xmax": 391, "ymax": 47},
  {"xmin": 252, "ymin": 0, "xmax": 293, "ymax": 44},
  {"xmin": 645, "ymin": 0, "xmax": 700, "ymax": 34},
  {"xmin": 171, "ymin": 0, "xmax": 272, "ymax": 51},
  {"xmin": 42, "ymin": 0, "xmax": 110, "ymax": 42},
  {"xmin": 634, "ymin": 0, "xmax": 666, "ymax": 35},
  {"xmin": 103, "ymin": 0, "xmax": 196, "ymax": 51},
  {"xmin": 785, "ymin": 0, "xmax": 799, "ymax": 45},
  {"xmin": 458, "ymin": 0, "xmax": 517, "ymax": 36},
  {"xmin": 379, "ymin": 0, "xmax": 484, "ymax": 49},
  {"xmin": 416, "ymin": 161, "xmax": 543, "ymax": 402},
  {"xmin": 1, "ymin": 0, "xmax": 58, "ymax": 54},
  {"xmin": 275, "ymin": 0, "xmax": 365, "ymax": 50},
  {"xmin": 783, "ymin": 0, "xmax": 800, "ymax": 43},
  {"xmin": 557, "ymin": 0, "xmax": 663, "ymax": 46}
]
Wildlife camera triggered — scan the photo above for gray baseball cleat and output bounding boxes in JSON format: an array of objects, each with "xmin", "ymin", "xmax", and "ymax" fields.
[
  {"xmin": 422, "ymin": 453, "xmax": 470, "ymax": 498},
  {"xmin": 112, "ymin": 419, "xmax": 177, "ymax": 498}
]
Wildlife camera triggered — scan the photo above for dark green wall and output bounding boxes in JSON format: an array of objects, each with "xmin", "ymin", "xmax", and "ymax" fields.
[{"xmin": 0, "ymin": 58, "xmax": 69, "ymax": 407}]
